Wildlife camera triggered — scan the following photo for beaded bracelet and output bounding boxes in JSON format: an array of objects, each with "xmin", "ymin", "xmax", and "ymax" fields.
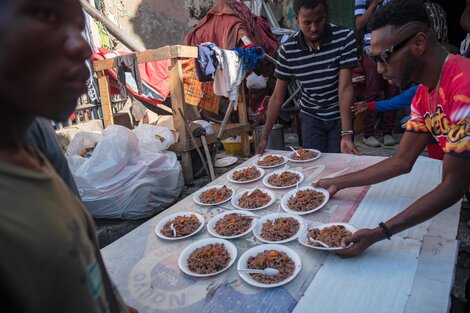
[
  {"xmin": 340, "ymin": 130, "xmax": 354, "ymax": 136},
  {"xmin": 379, "ymin": 222, "xmax": 392, "ymax": 240}
]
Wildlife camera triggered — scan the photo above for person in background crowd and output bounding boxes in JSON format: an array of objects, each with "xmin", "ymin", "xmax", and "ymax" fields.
[
  {"xmin": 461, "ymin": 0, "xmax": 470, "ymax": 58},
  {"xmin": 0, "ymin": 0, "xmax": 136, "ymax": 312},
  {"xmin": 355, "ymin": 0, "xmax": 398, "ymax": 148},
  {"xmin": 257, "ymin": 0, "xmax": 359, "ymax": 155},
  {"xmin": 316, "ymin": 0, "xmax": 470, "ymax": 257}
]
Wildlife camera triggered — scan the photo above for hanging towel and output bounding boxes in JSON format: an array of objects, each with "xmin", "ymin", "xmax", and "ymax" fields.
[
  {"xmin": 213, "ymin": 48, "xmax": 245, "ymax": 102},
  {"xmin": 195, "ymin": 44, "xmax": 219, "ymax": 82},
  {"xmin": 114, "ymin": 54, "xmax": 145, "ymax": 98}
]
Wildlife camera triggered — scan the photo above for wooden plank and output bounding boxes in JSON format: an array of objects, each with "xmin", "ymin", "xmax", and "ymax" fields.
[
  {"xmin": 93, "ymin": 45, "xmax": 198, "ymax": 71},
  {"xmin": 96, "ymin": 70, "xmax": 113, "ymax": 127},
  {"xmin": 293, "ymin": 238, "xmax": 422, "ymax": 313},
  {"xmin": 169, "ymin": 123, "xmax": 251, "ymax": 152},
  {"xmin": 237, "ymin": 87, "xmax": 250, "ymax": 157},
  {"xmin": 179, "ymin": 152, "xmax": 193, "ymax": 185},
  {"xmin": 169, "ymin": 58, "xmax": 189, "ymax": 151},
  {"xmin": 404, "ymin": 236, "xmax": 458, "ymax": 313}
]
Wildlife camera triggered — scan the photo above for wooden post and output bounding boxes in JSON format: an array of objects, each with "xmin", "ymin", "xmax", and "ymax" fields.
[
  {"xmin": 169, "ymin": 57, "xmax": 193, "ymax": 184},
  {"xmin": 96, "ymin": 70, "xmax": 114, "ymax": 128},
  {"xmin": 238, "ymin": 87, "xmax": 250, "ymax": 157}
]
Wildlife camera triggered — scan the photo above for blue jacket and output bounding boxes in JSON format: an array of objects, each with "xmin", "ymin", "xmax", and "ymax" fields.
[{"xmin": 369, "ymin": 85, "xmax": 419, "ymax": 112}]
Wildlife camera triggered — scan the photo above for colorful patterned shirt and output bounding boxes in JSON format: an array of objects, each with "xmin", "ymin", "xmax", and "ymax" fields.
[{"xmin": 406, "ymin": 54, "xmax": 470, "ymax": 157}]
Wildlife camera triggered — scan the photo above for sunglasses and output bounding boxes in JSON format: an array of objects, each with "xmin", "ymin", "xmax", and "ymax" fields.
[{"xmin": 368, "ymin": 33, "xmax": 418, "ymax": 65}]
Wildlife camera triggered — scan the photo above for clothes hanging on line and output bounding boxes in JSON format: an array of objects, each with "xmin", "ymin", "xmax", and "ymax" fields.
[{"xmin": 114, "ymin": 54, "xmax": 146, "ymax": 99}]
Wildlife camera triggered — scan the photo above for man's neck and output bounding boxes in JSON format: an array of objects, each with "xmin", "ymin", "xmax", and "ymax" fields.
[
  {"xmin": 418, "ymin": 46, "xmax": 449, "ymax": 90},
  {"xmin": 0, "ymin": 107, "xmax": 40, "ymax": 169}
]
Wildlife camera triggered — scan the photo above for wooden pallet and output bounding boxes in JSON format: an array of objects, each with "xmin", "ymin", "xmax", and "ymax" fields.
[{"xmin": 92, "ymin": 45, "xmax": 250, "ymax": 184}]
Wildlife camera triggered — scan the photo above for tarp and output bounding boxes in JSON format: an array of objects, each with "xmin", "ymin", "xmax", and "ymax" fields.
[{"xmin": 91, "ymin": 48, "xmax": 171, "ymax": 107}]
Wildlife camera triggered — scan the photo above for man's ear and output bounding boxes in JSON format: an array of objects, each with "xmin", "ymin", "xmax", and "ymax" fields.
[
  {"xmin": 294, "ymin": 13, "xmax": 299, "ymax": 23},
  {"xmin": 412, "ymin": 32, "xmax": 428, "ymax": 57}
]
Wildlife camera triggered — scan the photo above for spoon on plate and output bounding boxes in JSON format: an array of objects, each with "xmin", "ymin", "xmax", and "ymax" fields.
[
  {"xmin": 170, "ymin": 223, "xmax": 177, "ymax": 237},
  {"xmin": 238, "ymin": 267, "xmax": 280, "ymax": 276},
  {"xmin": 308, "ymin": 237, "xmax": 330, "ymax": 248},
  {"xmin": 289, "ymin": 146, "xmax": 300, "ymax": 157}
]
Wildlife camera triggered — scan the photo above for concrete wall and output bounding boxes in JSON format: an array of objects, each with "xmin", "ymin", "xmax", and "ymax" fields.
[
  {"xmin": 100, "ymin": 0, "xmax": 216, "ymax": 49},
  {"xmin": 98, "ymin": 0, "xmax": 290, "ymax": 50}
]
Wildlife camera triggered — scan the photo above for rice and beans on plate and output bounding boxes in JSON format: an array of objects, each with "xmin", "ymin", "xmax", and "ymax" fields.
[
  {"xmin": 199, "ymin": 185, "xmax": 233, "ymax": 204},
  {"xmin": 307, "ymin": 225, "xmax": 352, "ymax": 248},
  {"xmin": 186, "ymin": 243, "xmax": 231, "ymax": 274},
  {"xmin": 232, "ymin": 166, "xmax": 261, "ymax": 182},
  {"xmin": 257, "ymin": 155, "xmax": 285, "ymax": 167},
  {"xmin": 290, "ymin": 148, "xmax": 318, "ymax": 161},
  {"xmin": 267, "ymin": 171, "xmax": 300, "ymax": 187},
  {"xmin": 287, "ymin": 189, "xmax": 325, "ymax": 212},
  {"xmin": 237, "ymin": 189, "xmax": 271, "ymax": 209},
  {"xmin": 214, "ymin": 213, "xmax": 254, "ymax": 236},
  {"xmin": 260, "ymin": 217, "xmax": 300, "ymax": 241},
  {"xmin": 161, "ymin": 214, "xmax": 201, "ymax": 238},
  {"xmin": 246, "ymin": 250, "xmax": 295, "ymax": 284}
]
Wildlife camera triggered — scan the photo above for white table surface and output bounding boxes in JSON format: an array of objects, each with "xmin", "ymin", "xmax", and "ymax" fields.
[{"xmin": 101, "ymin": 152, "xmax": 460, "ymax": 313}]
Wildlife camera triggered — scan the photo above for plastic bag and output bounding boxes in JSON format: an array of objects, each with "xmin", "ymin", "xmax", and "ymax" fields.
[
  {"xmin": 246, "ymin": 72, "xmax": 267, "ymax": 89},
  {"xmin": 67, "ymin": 125, "xmax": 183, "ymax": 219},
  {"xmin": 132, "ymin": 124, "xmax": 175, "ymax": 153}
]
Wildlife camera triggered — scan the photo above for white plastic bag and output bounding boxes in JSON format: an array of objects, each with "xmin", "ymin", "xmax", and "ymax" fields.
[
  {"xmin": 246, "ymin": 72, "xmax": 267, "ymax": 89},
  {"xmin": 67, "ymin": 125, "xmax": 184, "ymax": 219},
  {"xmin": 132, "ymin": 124, "xmax": 175, "ymax": 153}
]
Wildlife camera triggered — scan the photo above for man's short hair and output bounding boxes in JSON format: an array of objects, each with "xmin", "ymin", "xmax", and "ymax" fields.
[
  {"xmin": 293, "ymin": 0, "xmax": 328, "ymax": 15},
  {"xmin": 371, "ymin": 0, "xmax": 430, "ymax": 31}
]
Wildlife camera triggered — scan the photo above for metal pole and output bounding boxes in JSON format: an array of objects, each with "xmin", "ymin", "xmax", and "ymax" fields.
[{"xmin": 80, "ymin": 0, "xmax": 146, "ymax": 52}]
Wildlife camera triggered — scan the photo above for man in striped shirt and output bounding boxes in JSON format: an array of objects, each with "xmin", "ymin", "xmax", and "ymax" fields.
[{"xmin": 257, "ymin": 0, "xmax": 359, "ymax": 154}]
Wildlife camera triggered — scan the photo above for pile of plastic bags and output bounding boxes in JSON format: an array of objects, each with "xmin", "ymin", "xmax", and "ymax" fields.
[{"xmin": 67, "ymin": 124, "xmax": 183, "ymax": 219}]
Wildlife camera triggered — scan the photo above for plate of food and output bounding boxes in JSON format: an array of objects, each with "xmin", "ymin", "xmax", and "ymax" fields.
[
  {"xmin": 231, "ymin": 188, "xmax": 276, "ymax": 211},
  {"xmin": 254, "ymin": 154, "xmax": 288, "ymax": 169},
  {"xmin": 298, "ymin": 222, "xmax": 357, "ymax": 251},
  {"xmin": 155, "ymin": 212, "xmax": 205, "ymax": 240},
  {"xmin": 178, "ymin": 238, "xmax": 237, "ymax": 277},
  {"xmin": 280, "ymin": 186, "xmax": 329, "ymax": 215},
  {"xmin": 227, "ymin": 166, "xmax": 265, "ymax": 184},
  {"xmin": 207, "ymin": 210, "xmax": 258, "ymax": 239},
  {"xmin": 262, "ymin": 169, "xmax": 304, "ymax": 189},
  {"xmin": 253, "ymin": 213, "xmax": 306, "ymax": 244},
  {"xmin": 193, "ymin": 185, "xmax": 235, "ymax": 206},
  {"xmin": 287, "ymin": 148, "xmax": 321, "ymax": 163},
  {"xmin": 237, "ymin": 244, "xmax": 301, "ymax": 288}
]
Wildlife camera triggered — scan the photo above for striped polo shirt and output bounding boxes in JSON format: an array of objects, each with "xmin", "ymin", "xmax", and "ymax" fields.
[
  {"xmin": 354, "ymin": 0, "xmax": 391, "ymax": 51},
  {"xmin": 275, "ymin": 23, "xmax": 357, "ymax": 121}
]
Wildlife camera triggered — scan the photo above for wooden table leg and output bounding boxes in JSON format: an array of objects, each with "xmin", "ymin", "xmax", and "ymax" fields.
[{"xmin": 180, "ymin": 152, "xmax": 194, "ymax": 185}]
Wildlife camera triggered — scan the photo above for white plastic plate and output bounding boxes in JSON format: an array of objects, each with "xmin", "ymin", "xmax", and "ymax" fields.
[
  {"xmin": 298, "ymin": 222, "xmax": 357, "ymax": 251},
  {"xmin": 262, "ymin": 169, "xmax": 304, "ymax": 189},
  {"xmin": 193, "ymin": 184, "xmax": 235, "ymax": 206},
  {"xmin": 230, "ymin": 188, "xmax": 276, "ymax": 211},
  {"xmin": 254, "ymin": 154, "xmax": 288, "ymax": 169},
  {"xmin": 155, "ymin": 211, "xmax": 205, "ymax": 240},
  {"xmin": 280, "ymin": 186, "xmax": 329, "ymax": 215},
  {"xmin": 207, "ymin": 210, "xmax": 258, "ymax": 239},
  {"xmin": 286, "ymin": 148, "xmax": 321, "ymax": 163},
  {"xmin": 227, "ymin": 166, "xmax": 265, "ymax": 184},
  {"xmin": 178, "ymin": 238, "xmax": 237, "ymax": 277},
  {"xmin": 237, "ymin": 244, "xmax": 302, "ymax": 288},
  {"xmin": 252, "ymin": 212, "xmax": 307, "ymax": 244}
]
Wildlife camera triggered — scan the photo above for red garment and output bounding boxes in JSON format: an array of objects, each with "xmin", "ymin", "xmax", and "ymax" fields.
[
  {"xmin": 406, "ymin": 54, "xmax": 470, "ymax": 157},
  {"xmin": 91, "ymin": 48, "xmax": 171, "ymax": 106},
  {"xmin": 184, "ymin": 0, "xmax": 278, "ymax": 55}
]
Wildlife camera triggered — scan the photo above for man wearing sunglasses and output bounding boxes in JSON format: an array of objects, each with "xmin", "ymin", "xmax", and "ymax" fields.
[{"xmin": 316, "ymin": 0, "xmax": 470, "ymax": 257}]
